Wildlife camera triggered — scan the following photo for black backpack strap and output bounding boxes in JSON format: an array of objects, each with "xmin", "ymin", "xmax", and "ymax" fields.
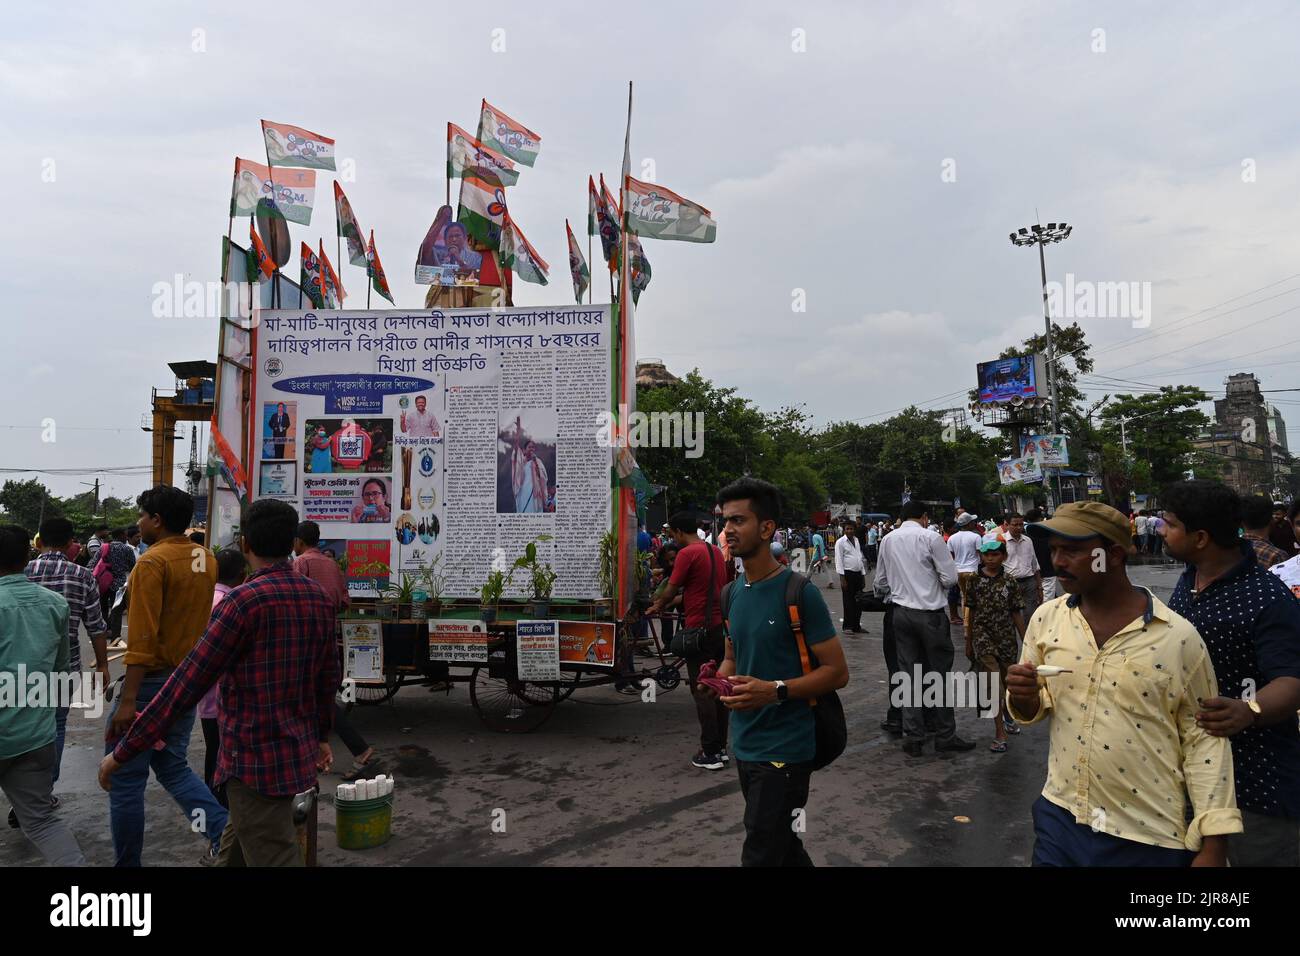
[{"xmin": 721, "ymin": 579, "xmax": 735, "ymax": 637}]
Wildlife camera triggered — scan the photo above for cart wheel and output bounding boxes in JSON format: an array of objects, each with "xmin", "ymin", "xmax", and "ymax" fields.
[
  {"xmin": 654, "ymin": 665, "xmax": 681, "ymax": 692},
  {"xmin": 469, "ymin": 666, "xmax": 558, "ymax": 732},
  {"xmin": 517, "ymin": 670, "xmax": 580, "ymax": 705},
  {"xmin": 352, "ymin": 670, "xmax": 403, "ymax": 706}
]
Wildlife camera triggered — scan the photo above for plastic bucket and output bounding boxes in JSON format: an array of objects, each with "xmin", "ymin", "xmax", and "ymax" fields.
[{"xmin": 336, "ymin": 794, "xmax": 393, "ymax": 850}]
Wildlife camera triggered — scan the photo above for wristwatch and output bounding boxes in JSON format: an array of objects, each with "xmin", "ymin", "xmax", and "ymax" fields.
[
  {"xmin": 1246, "ymin": 699, "xmax": 1262, "ymax": 722},
  {"xmin": 774, "ymin": 680, "xmax": 788, "ymax": 702}
]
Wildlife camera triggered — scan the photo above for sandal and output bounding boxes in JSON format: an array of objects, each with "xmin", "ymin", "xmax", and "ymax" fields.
[
  {"xmin": 343, "ymin": 760, "xmax": 381, "ymax": 782},
  {"xmin": 1004, "ymin": 722, "xmax": 1021, "ymax": 735},
  {"xmin": 989, "ymin": 739, "xmax": 1008, "ymax": 753}
]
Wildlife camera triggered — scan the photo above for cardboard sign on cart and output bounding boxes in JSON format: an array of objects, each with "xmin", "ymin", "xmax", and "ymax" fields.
[
  {"xmin": 428, "ymin": 619, "xmax": 490, "ymax": 663},
  {"xmin": 517, "ymin": 620, "xmax": 561, "ymax": 681}
]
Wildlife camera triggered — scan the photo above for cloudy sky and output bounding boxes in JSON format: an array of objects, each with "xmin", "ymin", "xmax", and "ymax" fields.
[{"xmin": 4, "ymin": 0, "xmax": 1299, "ymax": 500}]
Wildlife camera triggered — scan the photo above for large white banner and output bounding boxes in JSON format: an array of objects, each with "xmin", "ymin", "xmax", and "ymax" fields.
[{"xmin": 251, "ymin": 305, "xmax": 613, "ymax": 598}]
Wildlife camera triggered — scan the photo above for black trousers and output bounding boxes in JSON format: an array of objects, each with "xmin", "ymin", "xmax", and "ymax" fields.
[
  {"xmin": 737, "ymin": 759, "xmax": 815, "ymax": 867},
  {"xmin": 684, "ymin": 625, "xmax": 729, "ymax": 754},
  {"xmin": 882, "ymin": 605, "xmax": 938, "ymax": 730},
  {"xmin": 840, "ymin": 569, "xmax": 864, "ymax": 631}
]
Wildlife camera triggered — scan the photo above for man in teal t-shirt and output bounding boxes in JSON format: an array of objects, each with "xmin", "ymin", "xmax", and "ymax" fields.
[
  {"xmin": 0, "ymin": 524, "xmax": 84, "ymax": 865},
  {"xmin": 704, "ymin": 479, "xmax": 849, "ymax": 867}
]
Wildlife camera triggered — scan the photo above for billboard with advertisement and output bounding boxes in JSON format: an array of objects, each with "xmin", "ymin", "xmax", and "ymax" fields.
[
  {"xmin": 1020, "ymin": 434, "xmax": 1069, "ymax": 467},
  {"xmin": 997, "ymin": 455, "xmax": 1044, "ymax": 485},
  {"xmin": 976, "ymin": 354, "xmax": 1046, "ymax": 405}
]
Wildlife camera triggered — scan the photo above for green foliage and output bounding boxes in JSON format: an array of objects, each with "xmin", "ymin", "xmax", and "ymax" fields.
[
  {"xmin": 0, "ymin": 479, "xmax": 60, "ymax": 532},
  {"xmin": 480, "ymin": 568, "xmax": 509, "ymax": 606},
  {"xmin": 1098, "ymin": 386, "xmax": 1214, "ymax": 494},
  {"xmin": 379, "ymin": 572, "xmax": 418, "ymax": 605},
  {"xmin": 512, "ymin": 534, "xmax": 557, "ymax": 599}
]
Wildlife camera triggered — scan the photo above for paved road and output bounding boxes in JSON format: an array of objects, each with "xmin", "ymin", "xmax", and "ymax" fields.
[{"xmin": 0, "ymin": 562, "xmax": 1187, "ymax": 867}]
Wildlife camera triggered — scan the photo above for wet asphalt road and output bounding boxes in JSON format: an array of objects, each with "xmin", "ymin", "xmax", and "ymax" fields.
[{"xmin": 0, "ymin": 562, "xmax": 1187, "ymax": 867}]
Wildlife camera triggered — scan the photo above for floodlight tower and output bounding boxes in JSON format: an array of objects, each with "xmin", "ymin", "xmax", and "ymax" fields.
[{"xmin": 1010, "ymin": 222, "xmax": 1072, "ymax": 434}]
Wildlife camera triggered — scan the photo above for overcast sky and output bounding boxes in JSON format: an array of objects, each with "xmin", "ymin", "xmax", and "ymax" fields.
[{"xmin": 4, "ymin": 0, "xmax": 1300, "ymax": 501}]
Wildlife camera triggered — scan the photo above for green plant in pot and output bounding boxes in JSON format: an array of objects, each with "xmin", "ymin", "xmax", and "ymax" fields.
[
  {"xmin": 513, "ymin": 534, "xmax": 557, "ymax": 618},
  {"xmin": 594, "ymin": 529, "xmax": 647, "ymax": 619},
  {"xmin": 379, "ymin": 572, "xmax": 420, "ymax": 619},
  {"xmin": 480, "ymin": 568, "xmax": 508, "ymax": 623},
  {"xmin": 416, "ymin": 553, "xmax": 453, "ymax": 618}
]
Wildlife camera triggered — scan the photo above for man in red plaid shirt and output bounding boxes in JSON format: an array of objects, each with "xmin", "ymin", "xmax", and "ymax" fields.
[{"xmin": 98, "ymin": 499, "xmax": 339, "ymax": 866}]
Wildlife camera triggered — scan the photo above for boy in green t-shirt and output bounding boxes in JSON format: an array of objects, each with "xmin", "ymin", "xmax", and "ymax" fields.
[
  {"xmin": 699, "ymin": 478, "xmax": 849, "ymax": 867},
  {"xmin": 963, "ymin": 539, "xmax": 1026, "ymax": 753}
]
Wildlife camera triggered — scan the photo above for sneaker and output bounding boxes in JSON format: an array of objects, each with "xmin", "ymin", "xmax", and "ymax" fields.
[
  {"xmin": 935, "ymin": 735, "xmax": 977, "ymax": 753},
  {"xmin": 691, "ymin": 751, "xmax": 725, "ymax": 771},
  {"xmin": 199, "ymin": 843, "xmax": 220, "ymax": 867},
  {"xmin": 719, "ymin": 751, "xmax": 731, "ymax": 764}
]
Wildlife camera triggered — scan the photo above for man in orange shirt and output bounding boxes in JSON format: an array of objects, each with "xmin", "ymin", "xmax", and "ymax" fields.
[{"xmin": 104, "ymin": 485, "xmax": 226, "ymax": 866}]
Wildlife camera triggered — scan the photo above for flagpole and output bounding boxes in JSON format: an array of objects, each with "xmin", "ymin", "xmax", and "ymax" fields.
[{"xmin": 588, "ymin": 231, "xmax": 593, "ymax": 304}]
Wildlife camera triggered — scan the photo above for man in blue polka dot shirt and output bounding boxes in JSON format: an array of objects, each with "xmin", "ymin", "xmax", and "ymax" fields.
[{"xmin": 1163, "ymin": 480, "xmax": 1300, "ymax": 867}]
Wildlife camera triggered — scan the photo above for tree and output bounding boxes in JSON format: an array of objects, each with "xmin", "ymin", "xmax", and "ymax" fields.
[
  {"xmin": 1097, "ymin": 386, "xmax": 1218, "ymax": 496},
  {"xmin": 0, "ymin": 479, "xmax": 61, "ymax": 533}
]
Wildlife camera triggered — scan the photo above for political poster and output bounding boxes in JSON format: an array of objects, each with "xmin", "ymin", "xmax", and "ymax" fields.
[
  {"xmin": 997, "ymin": 455, "xmax": 1043, "ymax": 485},
  {"xmin": 250, "ymin": 305, "xmax": 613, "ymax": 598},
  {"xmin": 1021, "ymin": 434, "xmax": 1069, "ymax": 467},
  {"xmin": 516, "ymin": 619, "xmax": 561, "ymax": 681}
]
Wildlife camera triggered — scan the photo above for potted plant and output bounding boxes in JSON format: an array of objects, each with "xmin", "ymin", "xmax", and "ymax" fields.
[
  {"xmin": 480, "ymin": 568, "xmax": 508, "ymax": 623},
  {"xmin": 513, "ymin": 534, "xmax": 557, "ymax": 618},
  {"xmin": 415, "ymin": 553, "xmax": 453, "ymax": 618}
]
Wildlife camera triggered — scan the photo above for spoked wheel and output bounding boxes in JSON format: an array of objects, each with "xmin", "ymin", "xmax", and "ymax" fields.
[
  {"xmin": 654, "ymin": 664, "xmax": 682, "ymax": 691},
  {"xmin": 351, "ymin": 670, "xmax": 403, "ymax": 706},
  {"xmin": 469, "ymin": 666, "xmax": 559, "ymax": 732},
  {"xmin": 524, "ymin": 670, "xmax": 581, "ymax": 703}
]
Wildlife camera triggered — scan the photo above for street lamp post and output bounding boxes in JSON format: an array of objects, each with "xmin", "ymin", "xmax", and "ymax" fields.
[{"xmin": 1009, "ymin": 222, "xmax": 1072, "ymax": 435}]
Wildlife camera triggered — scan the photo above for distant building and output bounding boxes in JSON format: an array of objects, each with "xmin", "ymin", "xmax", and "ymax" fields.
[
  {"xmin": 1196, "ymin": 373, "xmax": 1287, "ymax": 497},
  {"xmin": 636, "ymin": 359, "xmax": 680, "ymax": 389}
]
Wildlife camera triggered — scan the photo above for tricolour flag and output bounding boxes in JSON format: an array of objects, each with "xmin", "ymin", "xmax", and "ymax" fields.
[
  {"xmin": 249, "ymin": 218, "xmax": 275, "ymax": 279},
  {"xmin": 500, "ymin": 216, "xmax": 549, "ymax": 286},
  {"xmin": 367, "ymin": 229, "xmax": 395, "ymax": 304},
  {"xmin": 261, "ymin": 120, "xmax": 336, "ymax": 170},
  {"xmin": 565, "ymin": 219, "xmax": 589, "ymax": 304},
  {"xmin": 447, "ymin": 123, "xmax": 519, "ymax": 187},
  {"xmin": 319, "ymin": 241, "xmax": 345, "ymax": 307},
  {"xmin": 587, "ymin": 176, "xmax": 599, "ymax": 236},
  {"xmin": 458, "ymin": 175, "xmax": 508, "ymax": 249},
  {"xmin": 477, "ymin": 100, "xmax": 541, "ymax": 168},
  {"xmin": 231, "ymin": 159, "xmax": 315, "ymax": 225},
  {"xmin": 625, "ymin": 176, "xmax": 717, "ymax": 242},
  {"xmin": 209, "ymin": 417, "xmax": 248, "ymax": 501},
  {"xmin": 596, "ymin": 174, "xmax": 620, "ymax": 271},
  {"xmin": 300, "ymin": 242, "xmax": 325, "ymax": 308},
  {"xmin": 333, "ymin": 182, "xmax": 367, "ymax": 267},
  {"xmin": 627, "ymin": 232, "xmax": 651, "ymax": 305}
]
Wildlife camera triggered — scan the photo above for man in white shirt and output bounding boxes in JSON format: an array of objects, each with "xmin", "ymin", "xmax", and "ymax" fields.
[
  {"xmin": 400, "ymin": 394, "xmax": 441, "ymax": 438},
  {"xmin": 1135, "ymin": 511, "xmax": 1150, "ymax": 553},
  {"xmin": 865, "ymin": 524, "xmax": 879, "ymax": 568},
  {"xmin": 947, "ymin": 513, "xmax": 983, "ymax": 625},
  {"xmin": 874, "ymin": 501, "xmax": 975, "ymax": 755},
  {"xmin": 1003, "ymin": 513, "xmax": 1043, "ymax": 626},
  {"xmin": 834, "ymin": 519, "xmax": 867, "ymax": 635}
]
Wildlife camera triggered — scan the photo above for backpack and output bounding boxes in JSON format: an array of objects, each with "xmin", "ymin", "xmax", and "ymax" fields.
[
  {"xmin": 722, "ymin": 571, "xmax": 847, "ymax": 771},
  {"xmin": 92, "ymin": 542, "xmax": 114, "ymax": 596}
]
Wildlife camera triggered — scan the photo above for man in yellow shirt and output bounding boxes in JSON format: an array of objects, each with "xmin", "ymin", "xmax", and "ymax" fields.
[
  {"xmin": 103, "ymin": 485, "xmax": 226, "ymax": 866},
  {"xmin": 1006, "ymin": 501, "xmax": 1241, "ymax": 866}
]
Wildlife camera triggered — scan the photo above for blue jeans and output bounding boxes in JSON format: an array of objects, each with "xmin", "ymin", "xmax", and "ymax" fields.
[
  {"xmin": 104, "ymin": 675, "xmax": 229, "ymax": 867},
  {"xmin": 1031, "ymin": 796, "xmax": 1194, "ymax": 867}
]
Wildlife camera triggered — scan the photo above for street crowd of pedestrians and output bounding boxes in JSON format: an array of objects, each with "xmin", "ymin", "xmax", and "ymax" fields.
[{"xmin": 2, "ymin": 479, "xmax": 1299, "ymax": 868}]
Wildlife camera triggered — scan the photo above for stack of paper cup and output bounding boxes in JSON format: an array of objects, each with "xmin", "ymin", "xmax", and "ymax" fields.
[{"xmin": 365, "ymin": 778, "xmax": 378, "ymax": 800}]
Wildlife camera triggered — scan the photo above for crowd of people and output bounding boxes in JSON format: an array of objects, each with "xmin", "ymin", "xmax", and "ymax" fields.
[
  {"xmin": 0, "ymin": 486, "xmax": 381, "ymax": 867},
  {"xmin": 2, "ymin": 477, "xmax": 1298, "ymax": 869}
]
